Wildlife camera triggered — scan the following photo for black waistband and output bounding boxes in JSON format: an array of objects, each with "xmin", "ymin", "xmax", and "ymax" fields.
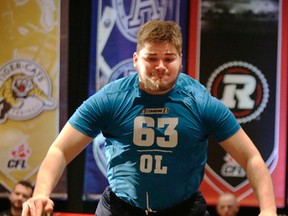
[{"xmin": 105, "ymin": 187, "xmax": 208, "ymax": 216}]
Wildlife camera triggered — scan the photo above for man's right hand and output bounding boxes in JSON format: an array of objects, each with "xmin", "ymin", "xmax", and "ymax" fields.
[{"xmin": 22, "ymin": 196, "xmax": 54, "ymax": 216}]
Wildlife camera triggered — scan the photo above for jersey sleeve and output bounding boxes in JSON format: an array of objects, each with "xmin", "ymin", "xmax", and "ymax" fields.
[
  {"xmin": 68, "ymin": 88, "xmax": 109, "ymax": 138},
  {"xmin": 203, "ymin": 94, "xmax": 240, "ymax": 142}
]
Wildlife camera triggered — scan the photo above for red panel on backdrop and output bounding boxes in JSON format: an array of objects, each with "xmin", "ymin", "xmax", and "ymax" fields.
[
  {"xmin": 188, "ymin": 0, "xmax": 287, "ymax": 207},
  {"xmin": 187, "ymin": 0, "xmax": 200, "ymax": 78}
]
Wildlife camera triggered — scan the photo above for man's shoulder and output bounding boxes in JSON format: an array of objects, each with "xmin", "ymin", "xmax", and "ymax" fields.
[
  {"xmin": 104, "ymin": 73, "xmax": 138, "ymax": 93},
  {"xmin": 177, "ymin": 73, "xmax": 208, "ymax": 95},
  {"xmin": 178, "ymin": 73, "xmax": 201, "ymax": 85},
  {"xmin": 110, "ymin": 73, "xmax": 137, "ymax": 85}
]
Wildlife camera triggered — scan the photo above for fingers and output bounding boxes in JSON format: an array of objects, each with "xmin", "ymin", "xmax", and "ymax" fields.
[
  {"xmin": 22, "ymin": 198, "xmax": 54, "ymax": 216},
  {"xmin": 22, "ymin": 200, "xmax": 40, "ymax": 216},
  {"xmin": 22, "ymin": 202, "xmax": 31, "ymax": 216},
  {"xmin": 43, "ymin": 199, "xmax": 54, "ymax": 213},
  {"xmin": 29, "ymin": 200, "xmax": 43, "ymax": 216}
]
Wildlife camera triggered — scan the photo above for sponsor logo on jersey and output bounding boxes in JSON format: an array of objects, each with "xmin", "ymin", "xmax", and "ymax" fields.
[
  {"xmin": 206, "ymin": 61, "xmax": 269, "ymax": 124},
  {"xmin": 0, "ymin": 59, "xmax": 57, "ymax": 123},
  {"xmin": 141, "ymin": 108, "xmax": 169, "ymax": 115}
]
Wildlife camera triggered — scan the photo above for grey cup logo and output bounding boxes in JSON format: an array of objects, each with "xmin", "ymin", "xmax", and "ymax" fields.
[
  {"xmin": 206, "ymin": 61, "xmax": 269, "ymax": 124},
  {"xmin": 111, "ymin": 0, "xmax": 179, "ymax": 42},
  {"xmin": 0, "ymin": 59, "xmax": 57, "ymax": 123}
]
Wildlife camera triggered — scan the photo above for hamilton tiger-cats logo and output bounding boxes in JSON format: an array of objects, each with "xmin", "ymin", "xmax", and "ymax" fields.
[{"xmin": 0, "ymin": 59, "xmax": 57, "ymax": 123}]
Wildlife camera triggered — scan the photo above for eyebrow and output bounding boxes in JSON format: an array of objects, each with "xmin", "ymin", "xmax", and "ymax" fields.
[{"xmin": 144, "ymin": 52, "xmax": 177, "ymax": 56}]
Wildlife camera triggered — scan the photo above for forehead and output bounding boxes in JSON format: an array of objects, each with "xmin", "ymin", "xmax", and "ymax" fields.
[
  {"xmin": 14, "ymin": 184, "xmax": 32, "ymax": 194},
  {"xmin": 139, "ymin": 42, "xmax": 179, "ymax": 55},
  {"xmin": 218, "ymin": 197, "xmax": 236, "ymax": 206}
]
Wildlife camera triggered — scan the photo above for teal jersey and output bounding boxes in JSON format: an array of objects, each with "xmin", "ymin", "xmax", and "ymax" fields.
[{"xmin": 69, "ymin": 73, "xmax": 240, "ymax": 210}]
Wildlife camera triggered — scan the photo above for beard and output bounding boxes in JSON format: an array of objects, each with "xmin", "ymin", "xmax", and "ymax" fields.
[{"xmin": 140, "ymin": 77, "xmax": 177, "ymax": 92}]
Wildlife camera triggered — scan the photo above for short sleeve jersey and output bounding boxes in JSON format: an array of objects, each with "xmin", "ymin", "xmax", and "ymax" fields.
[{"xmin": 69, "ymin": 73, "xmax": 240, "ymax": 210}]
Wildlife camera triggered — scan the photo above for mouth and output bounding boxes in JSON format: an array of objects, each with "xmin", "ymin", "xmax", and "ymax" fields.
[{"xmin": 151, "ymin": 70, "xmax": 168, "ymax": 79}]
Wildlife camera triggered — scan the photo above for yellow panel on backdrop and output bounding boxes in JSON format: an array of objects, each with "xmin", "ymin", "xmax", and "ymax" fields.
[{"xmin": 0, "ymin": 0, "xmax": 60, "ymax": 193}]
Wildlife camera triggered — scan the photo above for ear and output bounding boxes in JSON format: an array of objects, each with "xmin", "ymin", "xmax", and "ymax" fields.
[
  {"xmin": 133, "ymin": 52, "xmax": 138, "ymax": 67},
  {"xmin": 179, "ymin": 54, "xmax": 183, "ymax": 71}
]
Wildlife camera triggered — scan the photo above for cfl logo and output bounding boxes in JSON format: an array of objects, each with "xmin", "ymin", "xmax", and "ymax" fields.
[{"xmin": 207, "ymin": 61, "xmax": 269, "ymax": 124}]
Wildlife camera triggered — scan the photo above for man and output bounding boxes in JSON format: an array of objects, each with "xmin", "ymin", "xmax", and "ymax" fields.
[
  {"xmin": 22, "ymin": 20, "xmax": 277, "ymax": 216},
  {"xmin": 0, "ymin": 181, "xmax": 33, "ymax": 216},
  {"xmin": 216, "ymin": 192, "xmax": 239, "ymax": 216}
]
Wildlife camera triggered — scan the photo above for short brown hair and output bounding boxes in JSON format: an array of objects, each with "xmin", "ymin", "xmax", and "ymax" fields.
[
  {"xmin": 16, "ymin": 180, "xmax": 34, "ymax": 191},
  {"xmin": 136, "ymin": 20, "xmax": 182, "ymax": 55}
]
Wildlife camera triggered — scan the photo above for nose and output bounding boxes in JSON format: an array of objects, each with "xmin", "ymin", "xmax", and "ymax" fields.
[{"xmin": 155, "ymin": 61, "xmax": 167, "ymax": 72}]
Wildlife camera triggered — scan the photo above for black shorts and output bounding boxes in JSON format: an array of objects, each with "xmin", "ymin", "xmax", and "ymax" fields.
[{"xmin": 95, "ymin": 187, "xmax": 210, "ymax": 216}]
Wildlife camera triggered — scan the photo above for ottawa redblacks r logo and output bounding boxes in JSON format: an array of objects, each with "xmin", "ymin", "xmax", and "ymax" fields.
[{"xmin": 206, "ymin": 61, "xmax": 269, "ymax": 124}]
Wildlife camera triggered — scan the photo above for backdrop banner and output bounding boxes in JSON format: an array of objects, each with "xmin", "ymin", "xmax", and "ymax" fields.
[
  {"xmin": 0, "ymin": 0, "xmax": 66, "ymax": 199},
  {"xmin": 84, "ymin": 0, "xmax": 189, "ymax": 200},
  {"xmin": 188, "ymin": 0, "xmax": 287, "ymax": 207}
]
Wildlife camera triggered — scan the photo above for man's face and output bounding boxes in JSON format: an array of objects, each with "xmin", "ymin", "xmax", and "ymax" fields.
[
  {"xmin": 9, "ymin": 184, "xmax": 33, "ymax": 210},
  {"xmin": 216, "ymin": 196, "xmax": 239, "ymax": 216},
  {"xmin": 133, "ymin": 42, "xmax": 182, "ymax": 94}
]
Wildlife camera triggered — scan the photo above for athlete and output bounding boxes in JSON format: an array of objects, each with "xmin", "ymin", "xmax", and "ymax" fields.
[
  {"xmin": 216, "ymin": 192, "xmax": 239, "ymax": 216},
  {"xmin": 22, "ymin": 20, "xmax": 277, "ymax": 216}
]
